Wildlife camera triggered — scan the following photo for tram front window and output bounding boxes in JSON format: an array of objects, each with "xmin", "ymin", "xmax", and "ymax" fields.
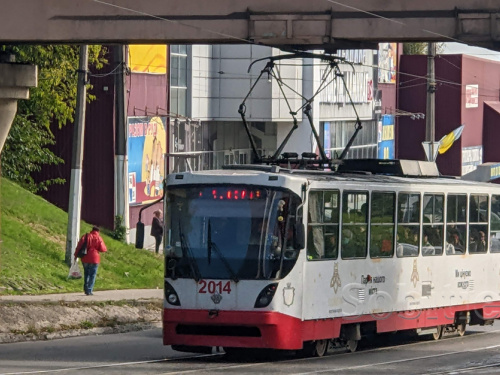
[{"xmin": 166, "ymin": 186, "xmax": 301, "ymax": 280}]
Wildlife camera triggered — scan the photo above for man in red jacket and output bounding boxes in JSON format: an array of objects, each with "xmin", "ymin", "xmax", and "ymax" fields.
[{"xmin": 74, "ymin": 226, "xmax": 108, "ymax": 295}]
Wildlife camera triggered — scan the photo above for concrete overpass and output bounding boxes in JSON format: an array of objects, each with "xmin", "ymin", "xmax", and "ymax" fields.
[
  {"xmin": 2, "ymin": 0, "xmax": 500, "ymax": 155},
  {"xmin": 1, "ymin": 0, "xmax": 500, "ymax": 51}
]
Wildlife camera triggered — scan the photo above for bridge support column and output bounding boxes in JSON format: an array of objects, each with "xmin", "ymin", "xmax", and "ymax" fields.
[{"xmin": 0, "ymin": 55, "xmax": 37, "ymax": 153}]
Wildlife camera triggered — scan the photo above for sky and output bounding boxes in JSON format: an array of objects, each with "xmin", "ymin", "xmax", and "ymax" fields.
[{"xmin": 441, "ymin": 42, "xmax": 500, "ymax": 62}]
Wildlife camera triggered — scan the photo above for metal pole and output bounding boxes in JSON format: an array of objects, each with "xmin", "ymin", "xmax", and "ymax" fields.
[
  {"xmin": 65, "ymin": 45, "xmax": 88, "ymax": 266},
  {"xmin": 114, "ymin": 45, "xmax": 129, "ymax": 242},
  {"xmin": 425, "ymin": 42, "xmax": 436, "ymax": 161}
]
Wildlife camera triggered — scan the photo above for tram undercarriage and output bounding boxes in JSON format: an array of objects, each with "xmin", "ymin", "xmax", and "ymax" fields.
[{"xmin": 165, "ymin": 303, "xmax": 499, "ymax": 357}]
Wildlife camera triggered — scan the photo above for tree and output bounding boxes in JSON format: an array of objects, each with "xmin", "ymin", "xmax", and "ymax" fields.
[
  {"xmin": 0, "ymin": 45, "xmax": 107, "ymax": 193},
  {"xmin": 403, "ymin": 42, "xmax": 445, "ymax": 55}
]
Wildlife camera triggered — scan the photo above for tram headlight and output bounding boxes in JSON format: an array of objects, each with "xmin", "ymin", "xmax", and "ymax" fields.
[
  {"xmin": 164, "ymin": 280, "xmax": 181, "ymax": 306},
  {"xmin": 254, "ymin": 283, "xmax": 279, "ymax": 308}
]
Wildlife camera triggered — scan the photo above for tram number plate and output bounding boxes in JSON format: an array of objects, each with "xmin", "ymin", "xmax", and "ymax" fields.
[{"xmin": 198, "ymin": 280, "xmax": 232, "ymax": 294}]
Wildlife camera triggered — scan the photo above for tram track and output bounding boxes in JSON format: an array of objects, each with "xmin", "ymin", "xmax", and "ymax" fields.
[{"xmin": 3, "ymin": 329, "xmax": 500, "ymax": 375}]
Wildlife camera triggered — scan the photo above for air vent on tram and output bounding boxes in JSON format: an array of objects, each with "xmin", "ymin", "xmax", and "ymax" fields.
[
  {"xmin": 337, "ymin": 159, "xmax": 440, "ymax": 177},
  {"xmin": 176, "ymin": 325, "xmax": 261, "ymax": 337}
]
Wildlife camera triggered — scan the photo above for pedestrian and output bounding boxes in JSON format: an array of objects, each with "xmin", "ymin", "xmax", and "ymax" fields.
[
  {"xmin": 74, "ymin": 226, "xmax": 107, "ymax": 296},
  {"xmin": 151, "ymin": 209, "xmax": 164, "ymax": 254}
]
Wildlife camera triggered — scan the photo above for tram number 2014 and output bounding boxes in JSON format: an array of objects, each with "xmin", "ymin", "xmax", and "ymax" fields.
[{"xmin": 198, "ymin": 280, "xmax": 231, "ymax": 294}]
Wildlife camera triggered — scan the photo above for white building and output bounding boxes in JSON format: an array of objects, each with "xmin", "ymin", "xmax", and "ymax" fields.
[{"xmin": 169, "ymin": 44, "xmax": 378, "ymax": 172}]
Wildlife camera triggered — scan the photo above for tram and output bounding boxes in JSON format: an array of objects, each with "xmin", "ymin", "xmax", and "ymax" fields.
[{"xmin": 161, "ymin": 158, "xmax": 500, "ymax": 356}]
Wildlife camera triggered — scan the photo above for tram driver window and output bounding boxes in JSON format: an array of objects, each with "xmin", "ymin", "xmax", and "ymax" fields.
[
  {"xmin": 491, "ymin": 195, "xmax": 500, "ymax": 253},
  {"xmin": 307, "ymin": 190, "xmax": 339, "ymax": 260},
  {"xmin": 396, "ymin": 193, "xmax": 420, "ymax": 257},
  {"xmin": 422, "ymin": 194, "xmax": 444, "ymax": 256},
  {"xmin": 370, "ymin": 192, "xmax": 395, "ymax": 258},
  {"xmin": 341, "ymin": 191, "xmax": 368, "ymax": 259},
  {"xmin": 446, "ymin": 194, "xmax": 467, "ymax": 255},
  {"xmin": 469, "ymin": 194, "xmax": 488, "ymax": 253}
]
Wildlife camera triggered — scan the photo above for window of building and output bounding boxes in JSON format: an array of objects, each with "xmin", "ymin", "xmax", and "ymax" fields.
[
  {"xmin": 170, "ymin": 45, "xmax": 188, "ymax": 117},
  {"xmin": 422, "ymin": 194, "xmax": 444, "ymax": 256},
  {"xmin": 307, "ymin": 190, "xmax": 340, "ymax": 260},
  {"xmin": 396, "ymin": 193, "xmax": 420, "ymax": 257},
  {"xmin": 323, "ymin": 121, "xmax": 377, "ymax": 159},
  {"xmin": 370, "ymin": 192, "xmax": 395, "ymax": 258},
  {"xmin": 469, "ymin": 194, "xmax": 488, "ymax": 253},
  {"xmin": 342, "ymin": 191, "xmax": 368, "ymax": 259},
  {"xmin": 446, "ymin": 194, "xmax": 467, "ymax": 255}
]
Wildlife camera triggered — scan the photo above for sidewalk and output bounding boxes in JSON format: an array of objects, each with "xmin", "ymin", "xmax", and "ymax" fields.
[{"xmin": 0, "ymin": 288, "xmax": 163, "ymax": 303}]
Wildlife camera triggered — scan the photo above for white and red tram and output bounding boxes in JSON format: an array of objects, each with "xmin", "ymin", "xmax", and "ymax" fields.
[{"xmin": 162, "ymin": 159, "xmax": 500, "ymax": 356}]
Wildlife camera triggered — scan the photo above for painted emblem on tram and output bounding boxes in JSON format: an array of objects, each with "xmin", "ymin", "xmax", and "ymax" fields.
[
  {"xmin": 211, "ymin": 292, "xmax": 223, "ymax": 304},
  {"xmin": 283, "ymin": 282, "xmax": 295, "ymax": 306},
  {"xmin": 411, "ymin": 259, "xmax": 419, "ymax": 288},
  {"xmin": 330, "ymin": 262, "xmax": 342, "ymax": 293}
]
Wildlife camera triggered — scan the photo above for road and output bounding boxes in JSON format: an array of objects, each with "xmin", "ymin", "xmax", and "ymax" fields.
[{"xmin": 2, "ymin": 326, "xmax": 500, "ymax": 374}]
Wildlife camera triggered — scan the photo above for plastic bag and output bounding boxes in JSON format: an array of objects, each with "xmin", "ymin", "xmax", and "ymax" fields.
[{"xmin": 68, "ymin": 259, "xmax": 82, "ymax": 279}]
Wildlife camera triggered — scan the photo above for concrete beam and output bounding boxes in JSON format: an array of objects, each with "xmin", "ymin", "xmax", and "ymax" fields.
[
  {"xmin": 0, "ymin": 57, "xmax": 38, "ymax": 153},
  {"xmin": 1, "ymin": 1, "xmax": 500, "ymax": 50}
]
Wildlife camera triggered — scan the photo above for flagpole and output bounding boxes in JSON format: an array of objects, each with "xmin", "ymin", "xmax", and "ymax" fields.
[{"xmin": 425, "ymin": 42, "xmax": 437, "ymax": 161}]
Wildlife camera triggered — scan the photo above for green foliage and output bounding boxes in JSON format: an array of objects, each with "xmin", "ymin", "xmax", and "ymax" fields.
[
  {"xmin": 403, "ymin": 42, "xmax": 445, "ymax": 55},
  {"xmin": 0, "ymin": 45, "xmax": 108, "ymax": 193},
  {"xmin": 113, "ymin": 215, "xmax": 127, "ymax": 242},
  {"xmin": 0, "ymin": 178, "xmax": 164, "ymax": 295}
]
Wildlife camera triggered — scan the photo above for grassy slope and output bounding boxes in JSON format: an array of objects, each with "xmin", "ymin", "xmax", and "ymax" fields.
[{"xmin": 0, "ymin": 178, "xmax": 163, "ymax": 295}]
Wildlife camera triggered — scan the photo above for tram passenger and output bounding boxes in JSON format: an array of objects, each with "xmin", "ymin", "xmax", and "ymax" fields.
[
  {"xmin": 341, "ymin": 229, "xmax": 355, "ymax": 258},
  {"xmin": 470, "ymin": 230, "xmax": 487, "ymax": 253},
  {"xmin": 324, "ymin": 232, "xmax": 338, "ymax": 259},
  {"xmin": 422, "ymin": 233, "xmax": 435, "ymax": 255},
  {"xmin": 446, "ymin": 231, "xmax": 464, "ymax": 254}
]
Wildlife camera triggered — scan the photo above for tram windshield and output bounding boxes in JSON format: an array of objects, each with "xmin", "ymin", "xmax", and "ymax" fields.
[{"xmin": 165, "ymin": 185, "xmax": 302, "ymax": 281}]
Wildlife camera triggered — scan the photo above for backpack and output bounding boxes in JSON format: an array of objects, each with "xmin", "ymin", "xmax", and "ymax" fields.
[{"xmin": 76, "ymin": 234, "xmax": 89, "ymax": 258}]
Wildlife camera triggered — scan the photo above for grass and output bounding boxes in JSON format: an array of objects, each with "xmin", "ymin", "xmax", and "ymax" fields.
[{"xmin": 0, "ymin": 178, "xmax": 164, "ymax": 295}]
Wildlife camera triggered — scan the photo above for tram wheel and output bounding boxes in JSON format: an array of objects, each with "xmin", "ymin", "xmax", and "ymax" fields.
[
  {"xmin": 346, "ymin": 339, "xmax": 358, "ymax": 353},
  {"xmin": 432, "ymin": 325, "xmax": 443, "ymax": 340},
  {"xmin": 456, "ymin": 322, "xmax": 466, "ymax": 337},
  {"xmin": 300, "ymin": 340, "xmax": 328, "ymax": 357}
]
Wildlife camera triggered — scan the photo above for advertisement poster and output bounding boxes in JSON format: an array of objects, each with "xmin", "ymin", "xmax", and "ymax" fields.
[
  {"xmin": 128, "ymin": 116, "xmax": 167, "ymax": 205},
  {"xmin": 465, "ymin": 84, "xmax": 479, "ymax": 108},
  {"xmin": 377, "ymin": 115, "xmax": 395, "ymax": 159},
  {"xmin": 378, "ymin": 43, "xmax": 397, "ymax": 84}
]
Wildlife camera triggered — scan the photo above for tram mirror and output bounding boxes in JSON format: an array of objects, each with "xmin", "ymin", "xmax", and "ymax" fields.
[
  {"xmin": 294, "ymin": 223, "xmax": 305, "ymax": 250},
  {"xmin": 167, "ymin": 259, "xmax": 177, "ymax": 270},
  {"xmin": 135, "ymin": 221, "xmax": 145, "ymax": 249}
]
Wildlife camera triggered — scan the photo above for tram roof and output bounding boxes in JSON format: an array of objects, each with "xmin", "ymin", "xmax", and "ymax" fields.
[{"xmin": 211, "ymin": 159, "xmax": 500, "ymax": 190}]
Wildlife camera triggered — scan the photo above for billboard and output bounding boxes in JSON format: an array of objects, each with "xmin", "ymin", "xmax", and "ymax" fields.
[
  {"xmin": 378, "ymin": 115, "xmax": 395, "ymax": 159},
  {"xmin": 129, "ymin": 45, "xmax": 167, "ymax": 74},
  {"xmin": 128, "ymin": 116, "xmax": 167, "ymax": 205},
  {"xmin": 378, "ymin": 43, "xmax": 397, "ymax": 84}
]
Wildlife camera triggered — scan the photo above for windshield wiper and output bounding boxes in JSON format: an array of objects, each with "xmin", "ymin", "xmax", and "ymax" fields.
[
  {"xmin": 178, "ymin": 221, "xmax": 202, "ymax": 282},
  {"xmin": 208, "ymin": 219, "xmax": 239, "ymax": 283}
]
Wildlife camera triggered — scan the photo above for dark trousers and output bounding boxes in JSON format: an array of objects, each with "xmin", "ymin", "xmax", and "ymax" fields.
[
  {"xmin": 83, "ymin": 263, "xmax": 99, "ymax": 294},
  {"xmin": 154, "ymin": 234, "xmax": 162, "ymax": 254}
]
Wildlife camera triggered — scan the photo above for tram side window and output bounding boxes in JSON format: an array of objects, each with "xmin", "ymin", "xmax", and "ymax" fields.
[
  {"xmin": 342, "ymin": 191, "xmax": 368, "ymax": 259},
  {"xmin": 491, "ymin": 195, "xmax": 500, "ymax": 253},
  {"xmin": 422, "ymin": 194, "xmax": 444, "ymax": 256},
  {"xmin": 307, "ymin": 190, "xmax": 339, "ymax": 260},
  {"xmin": 370, "ymin": 192, "xmax": 395, "ymax": 258},
  {"xmin": 469, "ymin": 194, "xmax": 488, "ymax": 253},
  {"xmin": 446, "ymin": 194, "xmax": 467, "ymax": 255},
  {"xmin": 396, "ymin": 193, "xmax": 420, "ymax": 257}
]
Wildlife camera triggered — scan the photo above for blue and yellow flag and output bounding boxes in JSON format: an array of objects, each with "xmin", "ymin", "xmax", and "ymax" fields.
[{"xmin": 438, "ymin": 125, "xmax": 465, "ymax": 154}]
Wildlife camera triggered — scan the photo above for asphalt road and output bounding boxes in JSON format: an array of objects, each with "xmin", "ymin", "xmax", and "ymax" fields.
[{"xmin": 2, "ymin": 326, "xmax": 500, "ymax": 375}]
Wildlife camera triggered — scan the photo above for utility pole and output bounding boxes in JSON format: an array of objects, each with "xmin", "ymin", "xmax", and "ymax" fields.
[
  {"xmin": 65, "ymin": 45, "xmax": 88, "ymax": 266},
  {"xmin": 425, "ymin": 42, "xmax": 437, "ymax": 161},
  {"xmin": 114, "ymin": 45, "xmax": 129, "ymax": 242}
]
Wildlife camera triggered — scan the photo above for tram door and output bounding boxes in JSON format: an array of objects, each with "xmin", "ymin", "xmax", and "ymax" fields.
[
  {"xmin": 303, "ymin": 190, "xmax": 344, "ymax": 320},
  {"xmin": 303, "ymin": 190, "xmax": 372, "ymax": 319}
]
